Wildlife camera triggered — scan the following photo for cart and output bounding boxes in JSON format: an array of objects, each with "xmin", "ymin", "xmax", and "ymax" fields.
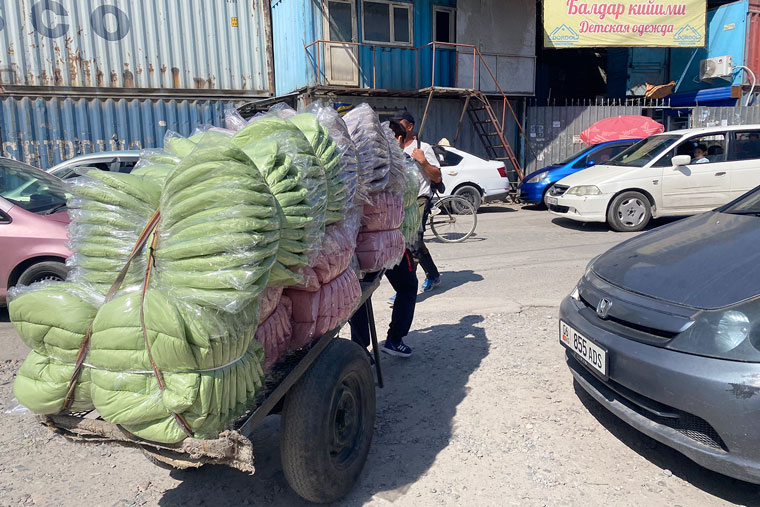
[{"xmin": 40, "ymin": 271, "xmax": 387, "ymax": 504}]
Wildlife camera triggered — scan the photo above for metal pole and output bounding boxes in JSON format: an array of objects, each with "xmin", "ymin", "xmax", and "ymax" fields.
[
  {"xmin": 431, "ymin": 42, "xmax": 437, "ymax": 88},
  {"xmin": 417, "ymin": 88, "xmax": 435, "ymax": 142},
  {"xmin": 453, "ymin": 94, "xmax": 471, "ymax": 146},
  {"xmin": 365, "ymin": 299, "xmax": 383, "ymax": 388},
  {"xmin": 373, "ymin": 47, "xmax": 377, "ymax": 89}
]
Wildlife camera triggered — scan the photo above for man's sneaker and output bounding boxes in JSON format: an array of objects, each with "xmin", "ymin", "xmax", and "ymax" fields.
[
  {"xmin": 421, "ymin": 277, "xmax": 440, "ymax": 292},
  {"xmin": 382, "ymin": 340, "xmax": 412, "ymax": 358},
  {"xmin": 387, "ymin": 293, "xmax": 396, "ymax": 306}
]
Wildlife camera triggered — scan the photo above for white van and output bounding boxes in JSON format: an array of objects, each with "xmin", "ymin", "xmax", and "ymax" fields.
[{"xmin": 547, "ymin": 125, "xmax": 760, "ymax": 231}]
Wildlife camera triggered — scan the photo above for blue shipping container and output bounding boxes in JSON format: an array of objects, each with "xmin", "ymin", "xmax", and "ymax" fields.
[{"xmin": 0, "ymin": 97, "xmax": 236, "ymax": 168}]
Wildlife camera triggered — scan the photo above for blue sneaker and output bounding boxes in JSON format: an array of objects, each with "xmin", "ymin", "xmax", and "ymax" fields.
[
  {"xmin": 420, "ymin": 277, "xmax": 440, "ymax": 292},
  {"xmin": 387, "ymin": 293, "xmax": 396, "ymax": 306},
  {"xmin": 382, "ymin": 340, "xmax": 412, "ymax": 358}
]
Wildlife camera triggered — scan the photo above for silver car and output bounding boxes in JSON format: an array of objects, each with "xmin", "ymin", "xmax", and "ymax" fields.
[
  {"xmin": 561, "ymin": 185, "xmax": 760, "ymax": 484},
  {"xmin": 47, "ymin": 151, "xmax": 140, "ymax": 179}
]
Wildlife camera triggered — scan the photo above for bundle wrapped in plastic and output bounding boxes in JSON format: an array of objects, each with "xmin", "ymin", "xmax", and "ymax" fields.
[
  {"xmin": 286, "ymin": 268, "xmax": 361, "ymax": 349},
  {"xmin": 300, "ymin": 102, "xmax": 359, "ymax": 214},
  {"xmin": 344, "ymin": 104, "xmax": 391, "ymax": 198},
  {"xmin": 355, "ymin": 229, "xmax": 405, "ymax": 272},
  {"xmin": 10, "ymin": 136, "xmax": 281, "ymax": 444},
  {"xmin": 400, "ymin": 167, "xmax": 422, "ymax": 247},
  {"xmin": 289, "ymin": 113, "xmax": 348, "ymax": 224},
  {"xmin": 381, "ymin": 121, "xmax": 408, "ymax": 197},
  {"xmin": 259, "ymin": 286, "xmax": 285, "ymax": 322},
  {"xmin": 361, "ymin": 191, "xmax": 404, "ymax": 232},
  {"xmin": 232, "ymin": 117, "xmax": 328, "ymax": 286},
  {"xmin": 131, "ymin": 150, "xmax": 180, "ymax": 186},
  {"xmin": 292, "ymin": 219, "xmax": 360, "ymax": 292},
  {"xmin": 255, "ymin": 295, "xmax": 293, "ymax": 371}
]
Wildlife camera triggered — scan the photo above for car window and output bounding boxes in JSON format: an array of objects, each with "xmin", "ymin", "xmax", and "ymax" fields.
[
  {"xmin": 118, "ymin": 160, "xmax": 137, "ymax": 173},
  {"xmin": 581, "ymin": 144, "xmax": 631, "ymax": 167},
  {"xmin": 727, "ymin": 131, "xmax": 760, "ymax": 162},
  {"xmin": 557, "ymin": 145, "xmax": 596, "ymax": 166},
  {"xmin": 653, "ymin": 133, "xmax": 727, "ymax": 167},
  {"xmin": 0, "ymin": 160, "xmax": 67, "ymax": 214},
  {"xmin": 607, "ymin": 135, "xmax": 680, "ymax": 167},
  {"xmin": 440, "ymin": 150, "xmax": 463, "ymax": 167}
]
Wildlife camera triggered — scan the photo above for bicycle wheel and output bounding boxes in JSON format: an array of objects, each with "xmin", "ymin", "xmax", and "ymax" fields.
[{"xmin": 429, "ymin": 196, "xmax": 477, "ymax": 243}]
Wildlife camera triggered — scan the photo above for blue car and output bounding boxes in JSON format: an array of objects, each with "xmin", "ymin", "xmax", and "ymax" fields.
[{"xmin": 517, "ymin": 139, "xmax": 640, "ymax": 205}]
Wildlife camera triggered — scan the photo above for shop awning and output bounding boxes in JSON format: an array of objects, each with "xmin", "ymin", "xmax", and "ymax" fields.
[{"xmin": 667, "ymin": 85, "xmax": 743, "ymax": 107}]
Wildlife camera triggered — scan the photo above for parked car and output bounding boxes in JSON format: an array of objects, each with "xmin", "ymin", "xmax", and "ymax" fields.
[
  {"xmin": 435, "ymin": 146, "xmax": 510, "ymax": 210},
  {"xmin": 560, "ymin": 185, "xmax": 760, "ymax": 484},
  {"xmin": 0, "ymin": 158, "xmax": 71, "ymax": 305},
  {"xmin": 47, "ymin": 151, "xmax": 140, "ymax": 179},
  {"xmin": 516, "ymin": 139, "xmax": 639, "ymax": 206},
  {"xmin": 547, "ymin": 125, "xmax": 760, "ymax": 231}
]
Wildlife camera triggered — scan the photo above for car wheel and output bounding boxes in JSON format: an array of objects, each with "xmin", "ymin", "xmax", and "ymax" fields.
[
  {"xmin": 607, "ymin": 191, "xmax": 651, "ymax": 232},
  {"xmin": 16, "ymin": 261, "xmax": 69, "ymax": 286},
  {"xmin": 453, "ymin": 185, "xmax": 482, "ymax": 211}
]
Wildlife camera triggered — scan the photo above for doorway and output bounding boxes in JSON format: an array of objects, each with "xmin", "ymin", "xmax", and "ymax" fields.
[{"xmin": 323, "ymin": 0, "xmax": 360, "ymax": 86}]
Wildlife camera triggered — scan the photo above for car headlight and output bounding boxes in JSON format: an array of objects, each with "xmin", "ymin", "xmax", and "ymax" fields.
[
  {"xmin": 668, "ymin": 301, "xmax": 760, "ymax": 361},
  {"xmin": 566, "ymin": 185, "xmax": 601, "ymax": 196},
  {"xmin": 524, "ymin": 171, "xmax": 549, "ymax": 184}
]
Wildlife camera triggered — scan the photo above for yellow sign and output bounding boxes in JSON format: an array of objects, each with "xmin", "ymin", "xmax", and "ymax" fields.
[
  {"xmin": 544, "ymin": 0, "xmax": 706, "ymax": 48},
  {"xmin": 231, "ymin": 16, "xmax": 239, "ymax": 27}
]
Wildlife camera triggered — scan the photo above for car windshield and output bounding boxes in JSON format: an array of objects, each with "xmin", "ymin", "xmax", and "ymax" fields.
[
  {"xmin": 556, "ymin": 145, "xmax": 596, "ymax": 166},
  {"xmin": 0, "ymin": 159, "xmax": 68, "ymax": 214},
  {"xmin": 722, "ymin": 187, "xmax": 760, "ymax": 215},
  {"xmin": 606, "ymin": 135, "xmax": 681, "ymax": 167}
]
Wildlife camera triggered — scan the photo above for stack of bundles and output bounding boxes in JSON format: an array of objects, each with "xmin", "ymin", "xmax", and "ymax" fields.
[
  {"xmin": 356, "ymin": 192, "xmax": 405, "ymax": 272},
  {"xmin": 300, "ymin": 102, "xmax": 360, "ymax": 213},
  {"xmin": 131, "ymin": 151, "xmax": 180, "ymax": 186},
  {"xmin": 344, "ymin": 104, "xmax": 391, "ymax": 198},
  {"xmin": 232, "ymin": 117, "xmax": 328, "ymax": 286},
  {"xmin": 254, "ymin": 287, "xmax": 293, "ymax": 371},
  {"xmin": 10, "ymin": 138, "xmax": 282, "ymax": 444},
  {"xmin": 284, "ymin": 220, "xmax": 362, "ymax": 348},
  {"xmin": 289, "ymin": 113, "xmax": 349, "ymax": 225}
]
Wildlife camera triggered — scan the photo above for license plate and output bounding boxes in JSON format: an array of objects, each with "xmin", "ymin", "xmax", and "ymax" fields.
[
  {"xmin": 560, "ymin": 320, "xmax": 607, "ymax": 378},
  {"xmin": 548, "ymin": 196, "xmax": 558, "ymax": 205}
]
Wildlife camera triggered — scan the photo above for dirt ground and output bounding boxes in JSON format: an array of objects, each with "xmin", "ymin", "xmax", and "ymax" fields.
[{"xmin": 2, "ymin": 204, "xmax": 760, "ymax": 507}]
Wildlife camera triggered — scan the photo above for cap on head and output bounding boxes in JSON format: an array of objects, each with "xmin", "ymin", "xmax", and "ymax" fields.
[{"xmin": 394, "ymin": 111, "xmax": 415, "ymax": 125}]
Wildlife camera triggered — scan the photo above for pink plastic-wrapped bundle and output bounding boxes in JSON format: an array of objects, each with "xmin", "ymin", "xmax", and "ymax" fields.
[
  {"xmin": 356, "ymin": 229, "xmax": 405, "ymax": 272},
  {"xmin": 361, "ymin": 192, "xmax": 404, "ymax": 232},
  {"xmin": 254, "ymin": 296, "xmax": 293, "ymax": 371},
  {"xmin": 293, "ymin": 221, "xmax": 359, "ymax": 292},
  {"xmin": 259, "ymin": 286, "xmax": 284, "ymax": 322},
  {"xmin": 286, "ymin": 268, "xmax": 362, "ymax": 349}
]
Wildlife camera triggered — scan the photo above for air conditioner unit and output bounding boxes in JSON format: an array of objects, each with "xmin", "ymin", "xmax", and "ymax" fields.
[{"xmin": 700, "ymin": 56, "xmax": 734, "ymax": 81}]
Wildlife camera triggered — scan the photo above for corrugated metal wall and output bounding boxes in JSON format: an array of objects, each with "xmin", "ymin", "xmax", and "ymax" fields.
[
  {"xmin": 690, "ymin": 105, "xmax": 760, "ymax": 127},
  {"xmin": 0, "ymin": 0, "xmax": 272, "ymax": 95},
  {"xmin": 0, "ymin": 97, "xmax": 236, "ymax": 168},
  {"xmin": 748, "ymin": 0, "xmax": 760, "ymax": 87},
  {"xmin": 523, "ymin": 102, "xmax": 648, "ymax": 173},
  {"xmin": 272, "ymin": 0, "xmax": 322, "ymax": 95}
]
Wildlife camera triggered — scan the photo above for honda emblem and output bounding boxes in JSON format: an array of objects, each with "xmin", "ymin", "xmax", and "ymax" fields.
[{"xmin": 596, "ymin": 298, "xmax": 612, "ymax": 319}]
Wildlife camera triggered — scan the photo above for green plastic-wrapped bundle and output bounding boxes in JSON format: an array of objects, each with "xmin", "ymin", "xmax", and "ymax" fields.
[
  {"xmin": 233, "ymin": 117, "xmax": 328, "ymax": 286},
  {"xmin": 400, "ymin": 166, "xmax": 421, "ymax": 247},
  {"xmin": 288, "ymin": 113, "xmax": 347, "ymax": 224}
]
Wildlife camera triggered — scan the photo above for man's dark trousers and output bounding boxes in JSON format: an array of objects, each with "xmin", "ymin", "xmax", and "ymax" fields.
[
  {"xmin": 350, "ymin": 250, "xmax": 418, "ymax": 348},
  {"xmin": 415, "ymin": 196, "xmax": 440, "ymax": 280}
]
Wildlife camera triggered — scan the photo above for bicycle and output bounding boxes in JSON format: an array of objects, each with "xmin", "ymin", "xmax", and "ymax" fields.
[{"xmin": 427, "ymin": 193, "xmax": 477, "ymax": 243}]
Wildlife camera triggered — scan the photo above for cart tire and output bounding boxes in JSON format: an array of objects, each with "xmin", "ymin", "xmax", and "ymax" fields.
[{"xmin": 281, "ymin": 339, "xmax": 375, "ymax": 504}]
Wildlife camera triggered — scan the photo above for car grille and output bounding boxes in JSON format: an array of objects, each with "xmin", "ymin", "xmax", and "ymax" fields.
[
  {"xmin": 569, "ymin": 354, "xmax": 728, "ymax": 452},
  {"xmin": 550, "ymin": 184, "xmax": 569, "ymax": 196},
  {"xmin": 549, "ymin": 203, "xmax": 569, "ymax": 213},
  {"xmin": 577, "ymin": 294, "xmax": 677, "ymax": 345}
]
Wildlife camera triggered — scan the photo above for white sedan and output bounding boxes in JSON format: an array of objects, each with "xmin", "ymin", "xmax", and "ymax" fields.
[{"xmin": 434, "ymin": 146, "xmax": 510, "ymax": 210}]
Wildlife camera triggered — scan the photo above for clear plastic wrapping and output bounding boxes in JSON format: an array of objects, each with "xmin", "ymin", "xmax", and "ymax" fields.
[
  {"xmin": 292, "ymin": 220, "xmax": 359, "ymax": 292},
  {"xmin": 380, "ymin": 121, "xmax": 407, "ymax": 196},
  {"xmin": 232, "ymin": 115, "xmax": 328, "ymax": 286},
  {"xmin": 360, "ymin": 191, "xmax": 404, "ymax": 232},
  {"xmin": 344, "ymin": 103, "xmax": 391, "ymax": 200},
  {"xmin": 355, "ymin": 229, "xmax": 405, "ymax": 272},
  {"xmin": 300, "ymin": 101, "xmax": 360, "ymax": 219},
  {"xmin": 254, "ymin": 295, "xmax": 293, "ymax": 371}
]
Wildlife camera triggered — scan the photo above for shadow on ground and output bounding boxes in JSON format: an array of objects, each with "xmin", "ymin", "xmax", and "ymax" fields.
[
  {"xmin": 158, "ymin": 315, "xmax": 489, "ymax": 506},
  {"xmin": 573, "ymin": 382, "xmax": 760, "ymax": 504},
  {"xmin": 476, "ymin": 203, "xmax": 518, "ymax": 214},
  {"xmin": 1, "ymin": 307, "xmax": 9, "ymax": 323},
  {"xmin": 416, "ymin": 270, "xmax": 483, "ymax": 304},
  {"xmin": 551, "ymin": 216, "xmax": 683, "ymax": 233}
]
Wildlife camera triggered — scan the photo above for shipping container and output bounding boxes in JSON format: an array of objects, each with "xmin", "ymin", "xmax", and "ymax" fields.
[
  {"xmin": 0, "ymin": 96, "xmax": 237, "ymax": 168},
  {"xmin": 0, "ymin": 0, "xmax": 274, "ymax": 96},
  {"xmin": 747, "ymin": 0, "xmax": 760, "ymax": 86}
]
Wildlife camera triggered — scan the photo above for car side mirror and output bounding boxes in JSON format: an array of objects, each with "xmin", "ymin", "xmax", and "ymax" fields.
[
  {"xmin": 584, "ymin": 160, "xmax": 596, "ymax": 168},
  {"xmin": 672, "ymin": 155, "xmax": 691, "ymax": 167}
]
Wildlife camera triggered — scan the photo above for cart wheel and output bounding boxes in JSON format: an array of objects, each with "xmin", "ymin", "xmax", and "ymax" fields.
[{"xmin": 281, "ymin": 339, "xmax": 376, "ymax": 504}]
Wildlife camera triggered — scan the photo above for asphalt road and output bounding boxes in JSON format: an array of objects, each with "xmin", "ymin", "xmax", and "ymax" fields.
[{"xmin": 1, "ymin": 204, "xmax": 758, "ymax": 506}]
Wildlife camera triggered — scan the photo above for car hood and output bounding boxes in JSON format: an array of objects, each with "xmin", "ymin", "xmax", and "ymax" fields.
[
  {"xmin": 592, "ymin": 212, "xmax": 760, "ymax": 310},
  {"xmin": 43, "ymin": 210, "xmax": 71, "ymax": 224},
  {"xmin": 555, "ymin": 163, "xmax": 626, "ymax": 188}
]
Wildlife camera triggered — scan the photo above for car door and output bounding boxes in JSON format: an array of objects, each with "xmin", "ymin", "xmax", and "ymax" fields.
[
  {"xmin": 655, "ymin": 133, "xmax": 730, "ymax": 211},
  {"xmin": 726, "ymin": 129, "xmax": 760, "ymax": 199}
]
